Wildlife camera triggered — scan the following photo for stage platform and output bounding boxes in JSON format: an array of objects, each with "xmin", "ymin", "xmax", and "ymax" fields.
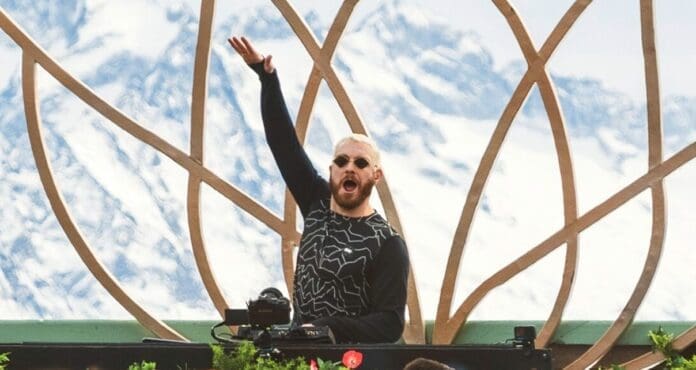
[
  {"xmin": 0, "ymin": 320, "xmax": 693, "ymax": 369},
  {"xmin": 0, "ymin": 342, "xmax": 551, "ymax": 369}
]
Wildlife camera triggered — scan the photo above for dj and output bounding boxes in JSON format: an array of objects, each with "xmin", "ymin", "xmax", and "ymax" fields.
[{"xmin": 228, "ymin": 36, "xmax": 410, "ymax": 344}]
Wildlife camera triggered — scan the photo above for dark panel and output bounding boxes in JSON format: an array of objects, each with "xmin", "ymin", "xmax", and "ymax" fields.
[{"xmin": 0, "ymin": 343, "xmax": 552, "ymax": 370}]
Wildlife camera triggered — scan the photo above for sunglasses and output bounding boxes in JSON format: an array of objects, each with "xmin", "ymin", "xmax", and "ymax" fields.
[{"xmin": 332, "ymin": 155, "xmax": 371, "ymax": 169}]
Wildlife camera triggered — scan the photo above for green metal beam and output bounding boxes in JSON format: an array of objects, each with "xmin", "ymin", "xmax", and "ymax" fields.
[{"xmin": 0, "ymin": 320, "xmax": 692, "ymax": 345}]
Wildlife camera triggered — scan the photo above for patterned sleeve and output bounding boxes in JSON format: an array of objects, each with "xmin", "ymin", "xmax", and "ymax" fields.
[{"xmin": 311, "ymin": 235, "xmax": 410, "ymax": 343}]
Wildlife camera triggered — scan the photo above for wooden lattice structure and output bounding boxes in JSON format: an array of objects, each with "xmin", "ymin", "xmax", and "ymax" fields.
[{"xmin": 1, "ymin": 1, "xmax": 695, "ymax": 368}]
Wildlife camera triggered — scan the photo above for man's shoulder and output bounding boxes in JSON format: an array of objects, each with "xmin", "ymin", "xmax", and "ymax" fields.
[
  {"xmin": 304, "ymin": 197, "xmax": 331, "ymax": 219},
  {"xmin": 365, "ymin": 213, "xmax": 404, "ymax": 242}
]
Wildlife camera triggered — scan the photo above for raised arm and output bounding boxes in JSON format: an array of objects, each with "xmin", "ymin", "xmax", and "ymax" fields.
[{"xmin": 228, "ymin": 36, "xmax": 328, "ymax": 215}]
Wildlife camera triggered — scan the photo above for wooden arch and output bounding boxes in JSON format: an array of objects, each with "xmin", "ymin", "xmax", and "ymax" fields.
[{"xmin": 1, "ymin": 1, "xmax": 695, "ymax": 367}]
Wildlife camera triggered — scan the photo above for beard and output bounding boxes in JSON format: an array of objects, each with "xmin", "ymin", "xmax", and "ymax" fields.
[{"xmin": 329, "ymin": 173, "xmax": 375, "ymax": 211}]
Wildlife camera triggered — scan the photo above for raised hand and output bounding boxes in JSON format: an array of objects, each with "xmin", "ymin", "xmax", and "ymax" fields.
[{"xmin": 228, "ymin": 36, "xmax": 275, "ymax": 73}]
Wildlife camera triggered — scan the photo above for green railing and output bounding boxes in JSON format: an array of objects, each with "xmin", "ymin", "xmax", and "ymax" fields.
[{"xmin": 1, "ymin": 320, "xmax": 693, "ymax": 346}]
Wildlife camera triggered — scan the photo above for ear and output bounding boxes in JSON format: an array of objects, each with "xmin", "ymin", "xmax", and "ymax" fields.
[{"xmin": 373, "ymin": 167, "xmax": 383, "ymax": 183}]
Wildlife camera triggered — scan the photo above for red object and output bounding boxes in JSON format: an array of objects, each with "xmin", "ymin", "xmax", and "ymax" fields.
[
  {"xmin": 342, "ymin": 350, "xmax": 363, "ymax": 369},
  {"xmin": 309, "ymin": 359, "xmax": 318, "ymax": 370}
]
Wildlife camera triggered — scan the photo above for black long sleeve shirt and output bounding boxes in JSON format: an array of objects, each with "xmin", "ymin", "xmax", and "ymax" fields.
[{"xmin": 250, "ymin": 62, "xmax": 409, "ymax": 344}]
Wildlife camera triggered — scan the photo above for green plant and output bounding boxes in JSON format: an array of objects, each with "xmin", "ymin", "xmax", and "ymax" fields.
[
  {"xmin": 598, "ymin": 365, "xmax": 625, "ymax": 370},
  {"xmin": 211, "ymin": 341, "xmax": 254, "ymax": 369},
  {"xmin": 211, "ymin": 341, "xmax": 310, "ymax": 370},
  {"xmin": 311, "ymin": 357, "xmax": 348, "ymax": 370},
  {"xmin": 128, "ymin": 360, "xmax": 157, "ymax": 370},
  {"xmin": 649, "ymin": 327, "xmax": 696, "ymax": 370},
  {"xmin": 210, "ymin": 341, "xmax": 363, "ymax": 370},
  {"xmin": 0, "ymin": 352, "xmax": 10, "ymax": 370}
]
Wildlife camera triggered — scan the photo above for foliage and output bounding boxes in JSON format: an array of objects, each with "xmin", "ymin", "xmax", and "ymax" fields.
[
  {"xmin": 210, "ymin": 341, "xmax": 363, "ymax": 370},
  {"xmin": 128, "ymin": 360, "xmax": 157, "ymax": 370},
  {"xmin": 211, "ymin": 341, "xmax": 309, "ymax": 370},
  {"xmin": 0, "ymin": 352, "xmax": 9, "ymax": 370},
  {"xmin": 310, "ymin": 357, "xmax": 348, "ymax": 370},
  {"xmin": 211, "ymin": 341, "xmax": 254, "ymax": 370},
  {"xmin": 598, "ymin": 365, "xmax": 625, "ymax": 370},
  {"xmin": 649, "ymin": 327, "xmax": 696, "ymax": 370},
  {"xmin": 650, "ymin": 328, "xmax": 676, "ymax": 358}
]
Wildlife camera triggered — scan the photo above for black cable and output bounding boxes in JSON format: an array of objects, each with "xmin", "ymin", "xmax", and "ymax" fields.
[{"xmin": 211, "ymin": 321, "xmax": 246, "ymax": 344}]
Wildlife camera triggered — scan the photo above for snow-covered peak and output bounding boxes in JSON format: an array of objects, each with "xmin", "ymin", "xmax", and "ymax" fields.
[{"xmin": 1, "ymin": 0, "xmax": 695, "ymax": 323}]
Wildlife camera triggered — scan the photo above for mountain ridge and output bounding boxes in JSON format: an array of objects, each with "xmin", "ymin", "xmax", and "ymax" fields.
[{"xmin": 1, "ymin": 0, "xmax": 694, "ymax": 321}]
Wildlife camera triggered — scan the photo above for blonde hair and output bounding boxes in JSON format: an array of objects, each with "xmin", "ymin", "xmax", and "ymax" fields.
[{"xmin": 333, "ymin": 133, "xmax": 381, "ymax": 166}]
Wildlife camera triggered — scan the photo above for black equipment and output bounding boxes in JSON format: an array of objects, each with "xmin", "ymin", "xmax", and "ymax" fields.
[
  {"xmin": 236, "ymin": 325, "xmax": 335, "ymax": 345},
  {"xmin": 225, "ymin": 287, "xmax": 291, "ymax": 328},
  {"xmin": 512, "ymin": 326, "xmax": 537, "ymax": 348},
  {"xmin": 211, "ymin": 287, "xmax": 335, "ymax": 348}
]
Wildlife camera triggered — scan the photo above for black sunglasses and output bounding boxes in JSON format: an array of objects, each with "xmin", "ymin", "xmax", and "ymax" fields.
[{"xmin": 333, "ymin": 155, "xmax": 371, "ymax": 169}]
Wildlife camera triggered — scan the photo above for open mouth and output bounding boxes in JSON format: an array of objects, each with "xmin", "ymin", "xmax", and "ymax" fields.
[{"xmin": 342, "ymin": 179, "xmax": 358, "ymax": 192}]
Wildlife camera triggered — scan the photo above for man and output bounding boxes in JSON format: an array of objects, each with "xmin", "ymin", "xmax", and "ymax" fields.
[{"xmin": 228, "ymin": 36, "xmax": 409, "ymax": 344}]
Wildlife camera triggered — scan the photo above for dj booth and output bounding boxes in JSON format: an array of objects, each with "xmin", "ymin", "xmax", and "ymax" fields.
[
  {"xmin": 0, "ymin": 295, "xmax": 552, "ymax": 369},
  {"xmin": 0, "ymin": 341, "xmax": 552, "ymax": 369}
]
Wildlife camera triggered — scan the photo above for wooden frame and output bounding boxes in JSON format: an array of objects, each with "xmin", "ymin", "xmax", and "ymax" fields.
[{"xmin": 1, "ymin": 1, "xmax": 694, "ymax": 366}]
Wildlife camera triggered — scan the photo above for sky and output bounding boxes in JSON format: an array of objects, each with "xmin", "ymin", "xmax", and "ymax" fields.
[
  {"xmin": 187, "ymin": 0, "xmax": 696, "ymax": 102},
  {"xmin": 4, "ymin": 0, "xmax": 693, "ymax": 101},
  {"xmin": 1, "ymin": 0, "xmax": 695, "ymax": 323}
]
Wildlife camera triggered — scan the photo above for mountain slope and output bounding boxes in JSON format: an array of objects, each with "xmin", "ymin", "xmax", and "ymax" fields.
[{"xmin": 1, "ymin": 0, "xmax": 694, "ymax": 321}]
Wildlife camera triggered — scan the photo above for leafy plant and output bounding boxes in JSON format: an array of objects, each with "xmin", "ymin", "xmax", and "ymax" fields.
[
  {"xmin": 650, "ymin": 328, "xmax": 676, "ymax": 358},
  {"xmin": 211, "ymin": 341, "xmax": 260, "ymax": 369},
  {"xmin": 211, "ymin": 341, "xmax": 309, "ymax": 370},
  {"xmin": 211, "ymin": 341, "xmax": 363, "ymax": 370},
  {"xmin": 128, "ymin": 360, "xmax": 157, "ymax": 370},
  {"xmin": 310, "ymin": 357, "xmax": 347, "ymax": 370},
  {"xmin": 0, "ymin": 352, "xmax": 9, "ymax": 370},
  {"xmin": 649, "ymin": 327, "xmax": 696, "ymax": 370},
  {"xmin": 598, "ymin": 365, "xmax": 625, "ymax": 370}
]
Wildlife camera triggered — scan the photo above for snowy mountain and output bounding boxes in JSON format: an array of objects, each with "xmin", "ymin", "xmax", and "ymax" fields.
[{"xmin": 1, "ymin": 0, "xmax": 694, "ymax": 322}]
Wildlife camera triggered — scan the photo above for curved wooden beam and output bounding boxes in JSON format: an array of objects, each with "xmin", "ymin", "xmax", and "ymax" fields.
[
  {"xmin": 492, "ymin": 0, "xmax": 580, "ymax": 349},
  {"xmin": 5, "ymin": 2, "xmax": 693, "ymax": 360},
  {"xmin": 566, "ymin": 0, "xmax": 666, "ymax": 367},
  {"xmin": 21, "ymin": 53, "xmax": 187, "ymax": 341},
  {"xmin": 270, "ymin": 0, "xmax": 366, "ymax": 135},
  {"xmin": 432, "ymin": 139, "xmax": 694, "ymax": 345},
  {"xmin": 0, "ymin": 8, "xmax": 292, "ymax": 238},
  {"xmin": 271, "ymin": 0, "xmax": 425, "ymax": 343},
  {"xmin": 2, "ymin": 6, "xmax": 304, "ymax": 338},
  {"xmin": 185, "ymin": 0, "xmax": 232, "ymax": 320},
  {"xmin": 568, "ymin": 191, "xmax": 664, "ymax": 370},
  {"xmin": 433, "ymin": 0, "xmax": 591, "ymax": 344},
  {"xmin": 536, "ymin": 71, "xmax": 579, "ymax": 349}
]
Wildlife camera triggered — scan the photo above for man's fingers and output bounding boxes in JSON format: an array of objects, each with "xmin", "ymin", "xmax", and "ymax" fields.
[
  {"xmin": 227, "ymin": 37, "xmax": 237, "ymax": 51},
  {"xmin": 229, "ymin": 36, "xmax": 266, "ymax": 65},
  {"xmin": 229, "ymin": 36, "xmax": 251, "ymax": 57},
  {"xmin": 241, "ymin": 36, "xmax": 261, "ymax": 57},
  {"xmin": 228, "ymin": 36, "xmax": 246, "ymax": 55}
]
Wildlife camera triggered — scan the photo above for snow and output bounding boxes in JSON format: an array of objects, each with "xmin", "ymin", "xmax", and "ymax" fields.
[
  {"xmin": 0, "ymin": 0, "xmax": 695, "ymax": 324},
  {"xmin": 80, "ymin": 0, "xmax": 180, "ymax": 61}
]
